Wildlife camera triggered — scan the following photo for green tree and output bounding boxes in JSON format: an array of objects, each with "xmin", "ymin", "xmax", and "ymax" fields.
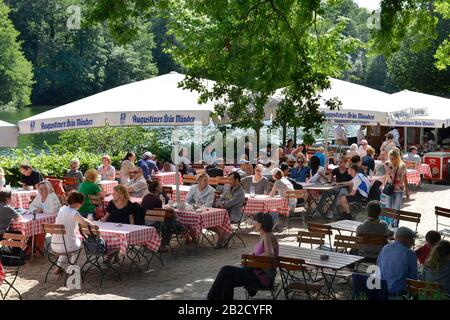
[
  {"xmin": 0, "ymin": 0, "xmax": 33, "ymax": 108},
  {"xmin": 6, "ymin": 0, "xmax": 157, "ymax": 105}
]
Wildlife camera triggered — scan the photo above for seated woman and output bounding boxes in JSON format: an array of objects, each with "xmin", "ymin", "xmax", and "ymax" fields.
[
  {"xmin": 421, "ymin": 240, "xmax": 450, "ymax": 296},
  {"xmin": 97, "ymin": 155, "xmax": 116, "ymax": 181},
  {"xmin": 346, "ymin": 143, "xmax": 360, "ymax": 158},
  {"xmin": 29, "ymin": 180, "xmax": 61, "ymax": 214},
  {"xmin": 101, "ymin": 185, "xmax": 137, "ymax": 224},
  {"xmin": 141, "ymin": 180, "xmax": 184, "ymax": 252},
  {"xmin": 0, "ymin": 191, "xmax": 20, "ymax": 239},
  {"xmin": 307, "ymin": 155, "xmax": 327, "ymax": 184},
  {"xmin": 65, "ymin": 158, "xmax": 84, "ymax": 191},
  {"xmin": 78, "ymin": 169, "xmax": 103, "ymax": 218},
  {"xmin": 241, "ymin": 164, "xmax": 269, "ymax": 195},
  {"xmin": 290, "ymin": 157, "xmax": 310, "ymax": 182},
  {"xmin": 51, "ymin": 192, "xmax": 94, "ymax": 273},
  {"xmin": 269, "ymin": 168, "xmax": 296, "ymax": 213},
  {"xmin": 207, "ymin": 212, "xmax": 279, "ymax": 300},
  {"xmin": 185, "ymin": 173, "xmax": 215, "ymax": 208}
]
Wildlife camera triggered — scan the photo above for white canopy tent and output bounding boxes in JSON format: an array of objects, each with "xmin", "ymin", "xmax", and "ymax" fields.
[
  {"xmin": 0, "ymin": 120, "xmax": 19, "ymax": 147},
  {"xmin": 389, "ymin": 90, "xmax": 450, "ymax": 128}
]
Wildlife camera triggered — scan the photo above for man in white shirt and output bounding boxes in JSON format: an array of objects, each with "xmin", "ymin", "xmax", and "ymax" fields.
[
  {"xmin": 403, "ymin": 146, "xmax": 422, "ymax": 164},
  {"xmin": 388, "ymin": 127, "xmax": 400, "ymax": 148},
  {"xmin": 358, "ymin": 140, "xmax": 370, "ymax": 158},
  {"xmin": 334, "ymin": 125, "xmax": 347, "ymax": 145},
  {"xmin": 125, "ymin": 167, "xmax": 149, "ymax": 198},
  {"xmin": 357, "ymin": 126, "xmax": 366, "ymax": 145}
]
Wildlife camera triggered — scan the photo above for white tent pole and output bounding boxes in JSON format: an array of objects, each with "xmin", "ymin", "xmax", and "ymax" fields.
[
  {"xmin": 173, "ymin": 126, "xmax": 180, "ymax": 206},
  {"xmin": 324, "ymin": 122, "xmax": 329, "ymax": 167},
  {"xmin": 404, "ymin": 127, "xmax": 408, "ymax": 153}
]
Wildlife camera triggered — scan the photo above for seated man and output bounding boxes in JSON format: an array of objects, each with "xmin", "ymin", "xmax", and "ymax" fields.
[
  {"xmin": 377, "ymin": 227, "xmax": 417, "ymax": 298},
  {"xmin": 0, "ymin": 191, "xmax": 20, "ymax": 238},
  {"xmin": 125, "ymin": 167, "xmax": 149, "ymax": 198},
  {"xmin": 338, "ymin": 164, "xmax": 372, "ymax": 220},
  {"xmin": 213, "ymin": 172, "xmax": 246, "ymax": 248},
  {"xmin": 290, "ymin": 157, "xmax": 310, "ymax": 182},
  {"xmin": 19, "ymin": 162, "xmax": 44, "ymax": 189},
  {"xmin": 137, "ymin": 151, "xmax": 159, "ymax": 180},
  {"xmin": 403, "ymin": 146, "xmax": 422, "ymax": 164},
  {"xmin": 356, "ymin": 201, "xmax": 393, "ymax": 260},
  {"xmin": 415, "ymin": 230, "xmax": 441, "ymax": 266},
  {"xmin": 185, "ymin": 173, "xmax": 215, "ymax": 208},
  {"xmin": 206, "ymin": 161, "xmax": 224, "ymax": 178}
]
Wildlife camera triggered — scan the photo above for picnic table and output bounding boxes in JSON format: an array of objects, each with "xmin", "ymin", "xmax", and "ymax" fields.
[
  {"xmin": 97, "ymin": 180, "xmax": 118, "ymax": 195},
  {"xmin": 279, "ymin": 244, "xmax": 364, "ymax": 299},
  {"xmin": 10, "ymin": 189, "xmax": 38, "ymax": 209},
  {"xmin": 243, "ymin": 194, "xmax": 285, "ymax": 216},
  {"xmin": 325, "ymin": 219, "xmax": 397, "ymax": 236},
  {"xmin": 152, "ymin": 172, "xmax": 183, "ymax": 186},
  {"xmin": 175, "ymin": 207, "xmax": 232, "ymax": 247},
  {"xmin": 299, "ymin": 183, "xmax": 339, "ymax": 217}
]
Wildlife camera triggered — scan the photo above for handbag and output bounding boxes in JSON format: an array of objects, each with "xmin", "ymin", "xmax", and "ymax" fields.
[
  {"xmin": 382, "ymin": 167, "xmax": 397, "ymax": 196},
  {"xmin": 79, "ymin": 225, "xmax": 107, "ymax": 255}
]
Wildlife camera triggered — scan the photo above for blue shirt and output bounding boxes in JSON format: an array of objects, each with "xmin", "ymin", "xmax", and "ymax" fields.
[
  {"xmin": 377, "ymin": 241, "xmax": 417, "ymax": 294},
  {"xmin": 313, "ymin": 152, "xmax": 325, "ymax": 167},
  {"xmin": 137, "ymin": 159, "xmax": 159, "ymax": 180},
  {"xmin": 290, "ymin": 166, "xmax": 310, "ymax": 182}
]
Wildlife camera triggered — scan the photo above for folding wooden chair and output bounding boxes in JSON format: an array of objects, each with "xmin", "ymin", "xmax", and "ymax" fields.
[
  {"xmin": 285, "ymin": 190, "xmax": 307, "ymax": 230},
  {"xmin": 334, "ymin": 235, "xmax": 359, "ymax": 254},
  {"xmin": 355, "ymin": 233, "xmax": 388, "ymax": 270},
  {"xmin": 0, "ymin": 233, "xmax": 27, "ymax": 300},
  {"xmin": 308, "ymin": 223, "xmax": 333, "ymax": 251},
  {"xmin": 277, "ymin": 256, "xmax": 324, "ymax": 300},
  {"xmin": 397, "ymin": 210, "xmax": 421, "ymax": 233},
  {"xmin": 88, "ymin": 195, "xmax": 106, "ymax": 221},
  {"xmin": 435, "ymin": 206, "xmax": 450, "ymax": 239},
  {"xmin": 241, "ymin": 254, "xmax": 281, "ymax": 300},
  {"xmin": 297, "ymin": 231, "xmax": 325, "ymax": 250},
  {"xmin": 405, "ymin": 279, "xmax": 443, "ymax": 300},
  {"xmin": 78, "ymin": 224, "xmax": 121, "ymax": 287},
  {"xmin": 208, "ymin": 177, "xmax": 220, "ymax": 186},
  {"xmin": 225, "ymin": 198, "xmax": 248, "ymax": 248},
  {"xmin": 43, "ymin": 224, "xmax": 82, "ymax": 284},
  {"xmin": 63, "ymin": 177, "xmax": 78, "ymax": 192}
]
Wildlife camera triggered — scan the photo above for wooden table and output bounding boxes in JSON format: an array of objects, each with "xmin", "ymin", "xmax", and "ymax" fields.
[
  {"xmin": 325, "ymin": 219, "xmax": 397, "ymax": 235},
  {"xmin": 279, "ymin": 244, "xmax": 364, "ymax": 299}
]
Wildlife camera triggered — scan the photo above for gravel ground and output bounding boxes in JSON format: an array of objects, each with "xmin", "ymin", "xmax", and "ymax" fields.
[{"xmin": 2, "ymin": 182, "xmax": 449, "ymax": 300}]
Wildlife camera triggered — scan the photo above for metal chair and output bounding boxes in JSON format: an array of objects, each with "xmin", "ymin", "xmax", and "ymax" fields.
[
  {"xmin": 435, "ymin": 206, "xmax": 450, "ymax": 239},
  {"xmin": 225, "ymin": 198, "xmax": 248, "ymax": 248},
  {"xmin": 78, "ymin": 224, "xmax": 121, "ymax": 287},
  {"xmin": 0, "ymin": 233, "xmax": 27, "ymax": 300},
  {"xmin": 242, "ymin": 254, "xmax": 281, "ymax": 300},
  {"xmin": 405, "ymin": 279, "xmax": 444, "ymax": 300}
]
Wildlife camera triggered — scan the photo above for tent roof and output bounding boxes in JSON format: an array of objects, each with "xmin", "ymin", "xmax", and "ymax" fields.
[{"xmin": 0, "ymin": 120, "xmax": 18, "ymax": 147}]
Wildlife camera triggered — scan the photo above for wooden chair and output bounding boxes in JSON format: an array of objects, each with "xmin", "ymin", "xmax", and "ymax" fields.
[
  {"xmin": 42, "ymin": 224, "xmax": 82, "ymax": 284},
  {"xmin": 208, "ymin": 177, "xmax": 220, "ymax": 186},
  {"xmin": 355, "ymin": 233, "xmax": 388, "ymax": 266},
  {"xmin": 88, "ymin": 195, "xmax": 106, "ymax": 221},
  {"xmin": 145, "ymin": 209, "xmax": 191, "ymax": 260},
  {"xmin": 217, "ymin": 177, "xmax": 232, "ymax": 185},
  {"xmin": 277, "ymin": 256, "xmax": 324, "ymax": 300},
  {"xmin": 308, "ymin": 223, "xmax": 333, "ymax": 251},
  {"xmin": 0, "ymin": 233, "xmax": 27, "ymax": 300},
  {"xmin": 285, "ymin": 190, "xmax": 307, "ymax": 229},
  {"xmin": 435, "ymin": 206, "xmax": 450, "ymax": 239},
  {"xmin": 334, "ymin": 235, "xmax": 359, "ymax": 254},
  {"xmin": 397, "ymin": 210, "xmax": 421, "ymax": 233},
  {"xmin": 225, "ymin": 198, "xmax": 248, "ymax": 248},
  {"xmin": 405, "ymin": 279, "xmax": 443, "ymax": 300},
  {"xmin": 241, "ymin": 254, "xmax": 280, "ymax": 300},
  {"xmin": 46, "ymin": 178, "xmax": 66, "ymax": 197},
  {"xmin": 297, "ymin": 231, "xmax": 325, "ymax": 250},
  {"xmin": 78, "ymin": 224, "xmax": 121, "ymax": 287},
  {"xmin": 63, "ymin": 177, "xmax": 78, "ymax": 192},
  {"xmin": 182, "ymin": 175, "xmax": 197, "ymax": 185}
]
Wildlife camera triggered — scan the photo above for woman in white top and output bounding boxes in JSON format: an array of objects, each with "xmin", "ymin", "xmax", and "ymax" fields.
[
  {"xmin": 97, "ymin": 154, "xmax": 116, "ymax": 181},
  {"xmin": 269, "ymin": 168, "xmax": 296, "ymax": 211},
  {"xmin": 346, "ymin": 143, "xmax": 360, "ymax": 158},
  {"xmin": 120, "ymin": 152, "xmax": 136, "ymax": 185},
  {"xmin": 51, "ymin": 191, "xmax": 94, "ymax": 271},
  {"xmin": 29, "ymin": 180, "xmax": 61, "ymax": 214},
  {"xmin": 307, "ymin": 155, "xmax": 327, "ymax": 184}
]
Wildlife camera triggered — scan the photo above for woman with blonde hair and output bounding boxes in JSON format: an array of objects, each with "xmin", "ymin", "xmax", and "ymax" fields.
[
  {"xmin": 65, "ymin": 158, "xmax": 84, "ymax": 191},
  {"xmin": 97, "ymin": 155, "xmax": 116, "ymax": 181},
  {"xmin": 346, "ymin": 143, "xmax": 360, "ymax": 158},
  {"xmin": 102, "ymin": 185, "xmax": 139, "ymax": 224},
  {"xmin": 29, "ymin": 180, "xmax": 61, "ymax": 214},
  {"xmin": 422, "ymin": 240, "xmax": 450, "ymax": 295},
  {"xmin": 383, "ymin": 148, "xmax": 409, "ymax": 227},
  {"xmin": 78, "ymin": 169, "xmax": 103, "ymax": 218}
]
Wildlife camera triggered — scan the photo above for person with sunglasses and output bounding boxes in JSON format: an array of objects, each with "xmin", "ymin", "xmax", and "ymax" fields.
[
  {"xmin": 241, "ymin": 164, "xmax": 269, "ymax": 195},
  {"xmin": 290, "ymin": 157, "xmax": 310, "ymax": 183},
  {"xmin": 124, "ymin": 167, "xmax": 149, "ymax": 198}
]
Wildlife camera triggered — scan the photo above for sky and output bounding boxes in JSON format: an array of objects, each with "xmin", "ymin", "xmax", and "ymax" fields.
[{"xmin": 354, "ymin": 0, "xmax": 381, "ymax": 11}]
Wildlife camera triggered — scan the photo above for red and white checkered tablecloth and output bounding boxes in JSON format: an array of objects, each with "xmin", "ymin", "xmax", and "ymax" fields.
[
  {"xmin": 176, "ymin": 207, "xmax": 232, "ymax": 238},
  {"xmin": 98, "ymin": 180, "xmax": 118, "ymax": 195},
  {"xmin": 407, "ymin": 169, "xmax": 421, "ymax": 186},
  {"xmin": 9, "ymin": 213, "xmax": 56, "ymax": 237},
  {"xmin": 11, "ymin": 190, "xmax": 38, "ymax": 209},
  {"xmin": 152, "ymin": 172, "xmax": 183, "ymax": 186},
  {"xmin": 166, "ymin": 185, "xmax": 191, "ymax": 202},
  {"xmin": 244, "ymin": 194, "xmax": 286, "ymax": 216},
  {"xmin": 88, "ymin": 221, "xmax": 161, "ymax": 256},
  {"xmin": 0, "ymin": 261, "xmax": 4, "ymax": 285},
  {"xmin": 419, "ymin": 164, "xmax": 432, "ymax": 178}
]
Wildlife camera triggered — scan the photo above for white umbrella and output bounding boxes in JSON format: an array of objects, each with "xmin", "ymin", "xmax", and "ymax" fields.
[
  {"xmin": 0, "ymin": 120, "xmax": 19, "ymax": 147},
  {"xmin": 18, "ymin": 72, "xmax": 217, "ymax": 134},
  {"xmin": 389, "ymin": 90, "xmax": 450, "ymax": 128}
]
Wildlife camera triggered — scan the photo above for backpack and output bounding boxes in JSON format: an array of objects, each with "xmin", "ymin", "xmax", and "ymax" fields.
[{"xmin": 79, "ymin": 226, "xmax": 107, "ymax": 255}]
